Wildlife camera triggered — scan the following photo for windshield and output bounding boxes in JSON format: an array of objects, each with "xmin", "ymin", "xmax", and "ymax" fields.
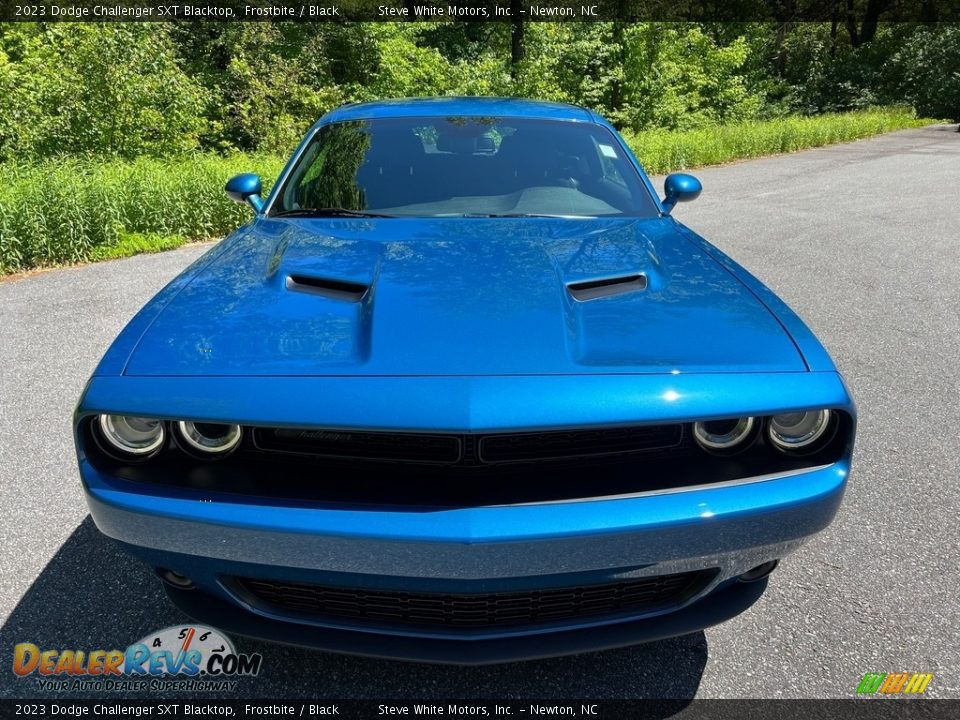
[{"xmin": 271, "ymin": 117, "xmax": 659, "ymax": 218}]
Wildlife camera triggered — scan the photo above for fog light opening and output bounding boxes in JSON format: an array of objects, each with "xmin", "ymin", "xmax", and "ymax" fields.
[
  {"xmin": 739, "ymin": 560, "xmax": 779, "ymax": 583},
  {"xmin": 157, "ymin": 568, "xmax": 195, "ymax": 590}
]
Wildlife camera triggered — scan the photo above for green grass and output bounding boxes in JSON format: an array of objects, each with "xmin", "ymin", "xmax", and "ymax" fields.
[
  {"xmin": 0, "ymin": 107, "xmax": 934, "ymax": 274},
  {"xmin": 87, "ymin": 231, "xmax": 192, "ymax": 262},
  {"xmin": 0, "ymin": 154, "xmax": 284, "ymax": 274},
  {"xmin": 623, "ymin": 107, "xmax": 930, "ymax": 175}
]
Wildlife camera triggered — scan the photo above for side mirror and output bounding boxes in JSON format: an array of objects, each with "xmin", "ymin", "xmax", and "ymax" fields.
[
  {"xmin": 225, "ymin": 173, "xmax": 264, "ymax": 214},
  {"xmin": 662, "ymin": 173, "xmax": 702, "ymax": 215}
]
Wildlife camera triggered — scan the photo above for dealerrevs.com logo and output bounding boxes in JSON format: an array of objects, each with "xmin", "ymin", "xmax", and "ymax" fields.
[{"xmin": 12, "ymin": 625, "xmax": 262, "ymax": 692}]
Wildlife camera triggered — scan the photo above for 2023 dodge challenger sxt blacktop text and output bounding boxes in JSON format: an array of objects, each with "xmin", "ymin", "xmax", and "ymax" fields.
[{"xmin": 75, "ymin": 97, "xmax": 855, "ymax": 664}]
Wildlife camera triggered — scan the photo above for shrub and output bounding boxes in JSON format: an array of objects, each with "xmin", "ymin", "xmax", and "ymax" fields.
[
  {"xmin": 622, "ymin": 107, "xmax": 929, "ymax": 175},
  {"xmin": 0, "ymin": 154, "xmax": 284, "ymax": 273},
  {"xmin": 889, "ymin": 26, "xmax": 960, "ymax": 123}
]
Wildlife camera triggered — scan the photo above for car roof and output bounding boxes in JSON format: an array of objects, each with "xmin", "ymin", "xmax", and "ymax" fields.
[{"xmin": 321, "ymin": 97, "xmax": 597, "ymax": 124}]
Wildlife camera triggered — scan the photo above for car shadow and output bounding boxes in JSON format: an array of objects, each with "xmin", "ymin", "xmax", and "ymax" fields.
[{"xmin": 1, "ymin": 517, "xmax": 706, "ymax": 706}]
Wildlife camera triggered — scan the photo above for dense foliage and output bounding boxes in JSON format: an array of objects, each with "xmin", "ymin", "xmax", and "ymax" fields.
[
  {"xmin": 0, "ymin": 19, "xmax": 951, "ymax": 272},
  {"xmin": 624, "ymin": 107, "xmax": 925, "ymax": 174},
  {"xmin": 0, "ymin": 154, "xmax": 284, "ymax": 271},
  {"xmin": 0, "ymin": 21, "xmax": 955, "ymax": 162},
  {"xmin": 0, "ymin": 108, "xmax": 926, "ymax": 274}
]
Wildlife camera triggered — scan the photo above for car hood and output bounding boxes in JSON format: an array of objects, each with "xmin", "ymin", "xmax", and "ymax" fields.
[{"xmin": 123, "ymin": 217, "xmax": 805, "ymax": 377}]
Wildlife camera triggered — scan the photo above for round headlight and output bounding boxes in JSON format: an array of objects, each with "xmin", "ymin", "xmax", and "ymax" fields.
[
  {"xmin": 97, "ymin": 415, "xmax": 165, "ymax": 458},
  {"xmin": 768, "ymin": 410, "xmax": 832, "ymax": 451},
  {"xmin": 176, "ymin": 421, "xmax": 242, "ymax": 457},
  {"xmin": 693, "ymin": 417, "xmax": 756, "ymax": 452}
]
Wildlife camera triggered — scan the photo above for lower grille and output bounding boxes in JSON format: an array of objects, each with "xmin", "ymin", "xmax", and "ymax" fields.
[{"xmin": 234, "ymin": 571, "xmax": 712, "ymax": 629}]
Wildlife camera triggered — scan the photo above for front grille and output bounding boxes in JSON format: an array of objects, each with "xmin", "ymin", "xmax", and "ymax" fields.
[
  {"xmin": 254, "ymin": 428, "xmax": 461, "ymax": 464},
  {"xmin": 479, "ymin": 425, "xmax": 682, "ymax": 463},
  {"xmin": 91, "ymin": 410, "xmax": 852, "ymax": 506},
  {"xmin": 253, "ymin": 424, "xmax": 683, "ymax": 466},
  {"xmin": 234, "ymin": 571, "xmax": 712, "ymax": 629}
]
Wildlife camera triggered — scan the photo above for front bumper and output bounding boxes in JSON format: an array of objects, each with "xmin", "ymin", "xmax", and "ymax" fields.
[
  {"xmin": 78, "ymin": 370, "xmax": 853, "ymax": 662},
  {"xmin": 83, "ymin": 458, "xmax": 848, "ymax": 662}
]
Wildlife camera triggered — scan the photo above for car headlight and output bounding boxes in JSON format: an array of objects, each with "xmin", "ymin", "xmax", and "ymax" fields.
[
  {"xmin": 692, "ymin": 417, "xmax": 756, "ymax": 452},
  {"xmin": 176, "ymin": 421, "xmax": 242, "ymax": 457},
  {"xmin": 768, "ymin": 410, "xmax": 832, "ymax": 451},
  {"xmin": 97, "ymin": 415, "xmax": 165, "ymax": 458}
]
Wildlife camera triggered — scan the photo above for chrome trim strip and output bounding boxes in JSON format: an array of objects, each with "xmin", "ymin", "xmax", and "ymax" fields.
[{"xmin": 498, "ymin": 464, "xmax": 833, "ymax": 508}]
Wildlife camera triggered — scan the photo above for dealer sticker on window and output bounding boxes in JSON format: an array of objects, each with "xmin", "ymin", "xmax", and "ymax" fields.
[{"xmin": 598, "ymin": 144, "xmax": 619, "ymax": 158}]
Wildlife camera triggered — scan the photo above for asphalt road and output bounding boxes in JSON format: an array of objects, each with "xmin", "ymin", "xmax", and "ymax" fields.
[{"xmin": 1, "ymin": 125, "xmax": 958, "ymax": 701}]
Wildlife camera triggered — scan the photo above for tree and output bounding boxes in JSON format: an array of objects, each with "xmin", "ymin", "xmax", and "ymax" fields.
[
  {"xmin": 845, "ymin": 0, "xmax": 892, "ymax": 47},
  {"xmin": 510, "ymin": 0, "xmax": 526, "ymax": 79},
  {"xmin": 0, "ymin": 24, "xmax": 208, "ymax": 160}
]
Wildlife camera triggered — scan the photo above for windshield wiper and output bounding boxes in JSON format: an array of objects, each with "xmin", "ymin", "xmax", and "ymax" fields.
[{"xmin": 272, "ymin": 207, "xmax": 395, "ymax": 218}]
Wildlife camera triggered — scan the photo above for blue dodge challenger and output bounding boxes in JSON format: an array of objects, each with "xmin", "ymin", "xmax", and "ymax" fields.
[{"xmin": 75, "ymin": 97, "xmax": 855, "ymax": 663}]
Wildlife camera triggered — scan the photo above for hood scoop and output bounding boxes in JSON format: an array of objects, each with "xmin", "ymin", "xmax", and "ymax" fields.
[
  {"xmin": 286, "ymin": 274, "xmax": 369, "ymax": 302},
  {"xmin": 122, "ymin": 217, "xmax": 807, "ymax": 377},
  {"xmin": 567, "ymin": 274, "xmax": 647, "ymax": 301}
]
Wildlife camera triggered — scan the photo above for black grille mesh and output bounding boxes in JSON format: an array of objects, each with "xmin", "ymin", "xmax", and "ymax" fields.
[
  {"xmin": 235, "ymin": 571, "xmax": 710, "ymax": 629},
  {"xmin": 479, "ymin": 425, "xmax": 681, "ymax": 463},
  {"xmin": 255, "ymin": 428, "xmax": 461, "ymax": 464}
]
